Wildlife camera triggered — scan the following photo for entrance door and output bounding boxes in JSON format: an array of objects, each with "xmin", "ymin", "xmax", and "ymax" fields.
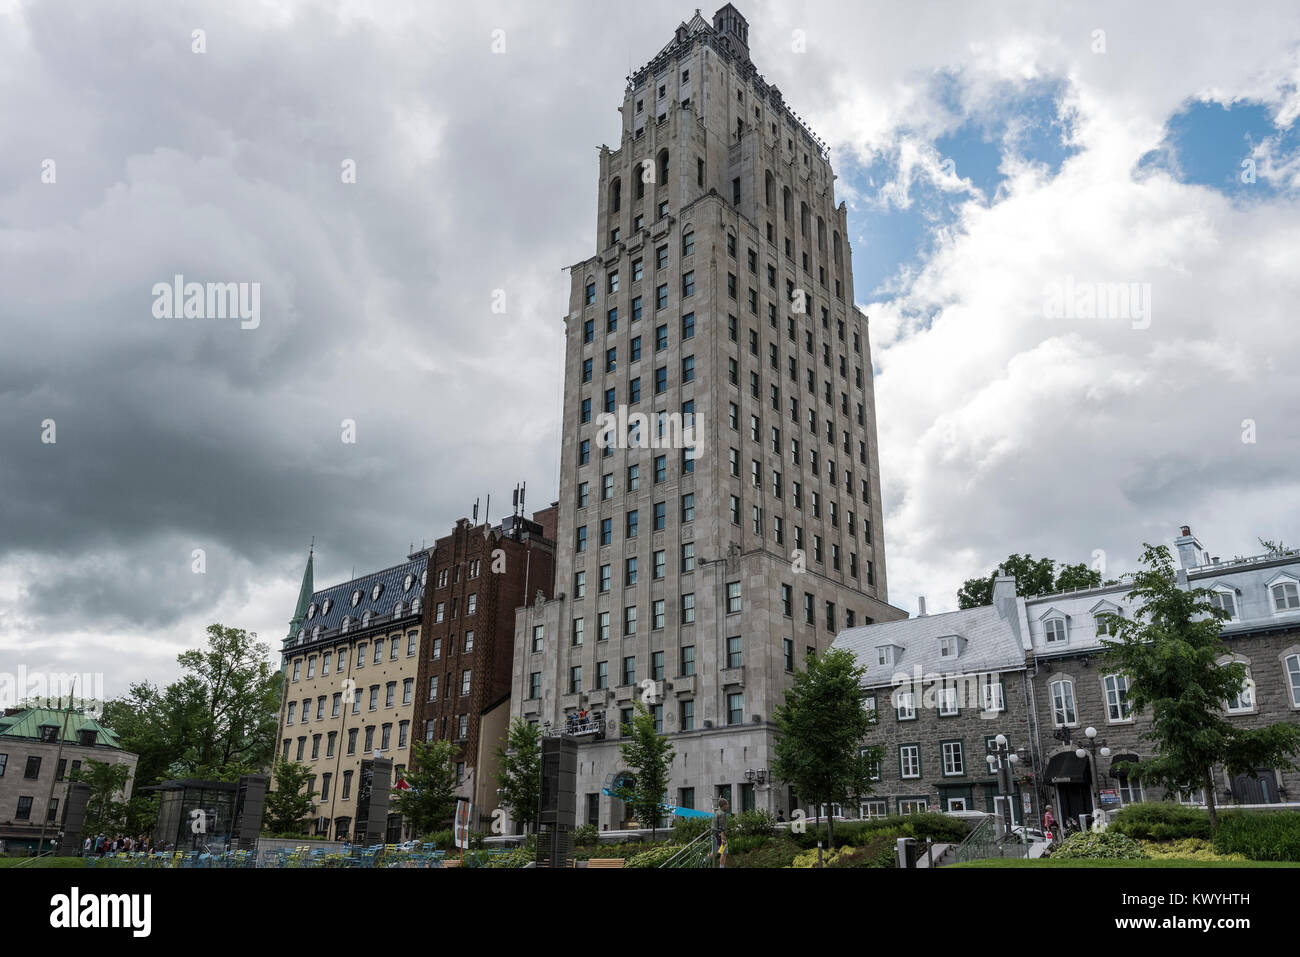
[{"xmin": 1232, "ymin": 770, "xmax": 1277, "ymax": 804}]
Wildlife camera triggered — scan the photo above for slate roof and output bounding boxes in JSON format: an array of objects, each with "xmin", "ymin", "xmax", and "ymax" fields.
[
  {"xmin": 833, "ymin": 604, "xmax": 1028, "ymax": 690},
  {"xmin": 283, "ymin": 554, "xmax": 428, "ymax": 653},
  {"xmin": 0, "ymin": 708, "xmax": 123, "ymax": 748}
]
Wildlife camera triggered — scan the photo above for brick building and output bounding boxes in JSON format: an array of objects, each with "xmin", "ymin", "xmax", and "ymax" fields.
[{"xmin": 415, "ymin": 506, "xmax": 557, "ymax": 828}]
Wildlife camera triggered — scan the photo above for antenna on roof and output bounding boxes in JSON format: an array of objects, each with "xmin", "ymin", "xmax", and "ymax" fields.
[
  {"xmin": 521, "ymin": 481, "xmax": 526, "ymax": 514},
  {"xmin": 472, "ymin": 498, "xmax": 480, "ymax": 522}
]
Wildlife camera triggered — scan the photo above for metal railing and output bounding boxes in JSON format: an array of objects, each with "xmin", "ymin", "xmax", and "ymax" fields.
[{"xmin": 660, "ymin": 831, "xmax": 713, "ymax": 869}]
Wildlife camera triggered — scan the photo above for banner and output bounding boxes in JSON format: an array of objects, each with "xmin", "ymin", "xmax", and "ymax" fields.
[{"xmin": 453, "ymin": 799, "xmax": 472, "ymax": 849}]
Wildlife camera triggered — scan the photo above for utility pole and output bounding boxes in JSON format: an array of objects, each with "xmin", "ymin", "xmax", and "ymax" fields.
[{"xmin": 36, "ymin": 677, "xmax": 76, "ymax": 856}]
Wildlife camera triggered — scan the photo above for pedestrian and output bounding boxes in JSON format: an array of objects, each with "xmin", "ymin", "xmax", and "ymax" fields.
[
  {"xmin": 1042, "ymin": 804, "xmax": 1057, "ymax": 843},
  {"xmin": 712, "ymin": 798, "xmax": 730, "ymax": 869},
  {"xmin": 776, "ymin": 809, "xmax": 785, "ymax": 823}
]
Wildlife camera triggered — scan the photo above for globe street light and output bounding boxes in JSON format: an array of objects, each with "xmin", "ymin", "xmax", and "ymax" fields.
[{"xmin": 1074, "ymin": 727, "xmax": 1111, "ymax": 823}]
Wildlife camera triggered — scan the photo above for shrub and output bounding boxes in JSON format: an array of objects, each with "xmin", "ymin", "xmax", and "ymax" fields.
[
  {"xmin": 1110, "ymin": 803, "xmax": 1211, "ymax": 841},
  {"xmin": 672, "ymin": 815, "xmax": 710, "ymax": 843},
  {"xmin": 1141, "ymin": 838, "xmax": 1245, "ymax": 862},
  {"xmin": 572, "ymin": 824, "xmax": 598, "ymax": 847},
  {"xmin": 1050, "ymin": 830, "xmax": 1148, "ymax": 860},
  {"xmin": 727, "ymin": 834, "xmax": 770, "ymax": 855},
  {"xmin": 626, "ymin": 844, "xmax": 681, "ymax": 868},
  {"xmin": 731, "ymin": 837, "xmax": 801, "ymax": 869},
  {"xmin": 1213, "ymin": 811, "xmax": 1300, "ymax": 862},
  {"xmin": 731, "ymin": 809, "xmax": 777, "ymax": 837},
  {"xmin": 827, "ymin": 833, "xmax": 897, "ymax": 868},
  {"xmin": 427, "ymin": 830, "xmax": 454, "ymax": 851}
]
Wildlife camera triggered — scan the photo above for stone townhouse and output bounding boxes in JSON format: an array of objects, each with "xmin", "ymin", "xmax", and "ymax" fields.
[
  {"xmin": 834, "ymin": 527, "xmax": 1300, "ymax": 828},
  {"xmin": 834, "ymin": 574, "xmax": 1038, "ymax": 825}
]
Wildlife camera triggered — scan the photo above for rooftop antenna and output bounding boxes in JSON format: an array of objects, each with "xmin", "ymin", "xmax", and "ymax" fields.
[
  {"xmin": 521, "ymin": 481, "xmax": 526, "ymax": 515},
  {"xmin": 472, "ymin": 497, "xmax": 480, "ymax": 522}
]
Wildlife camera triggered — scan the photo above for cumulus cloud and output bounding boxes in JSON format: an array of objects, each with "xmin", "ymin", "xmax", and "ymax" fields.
[{"xmin": 1, "ymin": 0, "xmax": 1297, "ymax": 696}]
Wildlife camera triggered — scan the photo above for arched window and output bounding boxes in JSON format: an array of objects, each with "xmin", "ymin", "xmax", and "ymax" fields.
[
  {"xmin": 610, "ymin": 177, "xmax": 622, "ymax": 214},
  {"xmin": 411, "ymin": 598, "xmax": 422, "ymax": 615},
  {"xmin": 1219, "ymin": 655, "xmax": 1255, "ymax": 713},
  {"xmin": 341, "ymin": 616, "xmax": 352, "ymax": 634},
  {"xmin": 657, "ymin": 149, "xmax": 669, "ymax": 186},
  {"xmin": 361, "ymin": 610, "xmax": 372, "ymax": 626},
  {"xmin": 393, "ymin": 600, "xmax": 405, "ymax": 618},
  {"xmin": 1050, "ymin": 677, "xmax": 1076, "ymax": 726}
]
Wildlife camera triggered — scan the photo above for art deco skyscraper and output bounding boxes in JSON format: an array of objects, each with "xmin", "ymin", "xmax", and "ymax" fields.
[{"xmin": 511, "ymin": 5, "xmax": 905, "ymax": 825}]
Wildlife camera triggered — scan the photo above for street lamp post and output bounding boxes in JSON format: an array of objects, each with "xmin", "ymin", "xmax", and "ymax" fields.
[
  {"xmin": 1074, "ymin": 727, "xmax": 1111, "ymax": 827},
  {"xmin": 984, "ymin": 733, "xmax": 1026, "ymax": 857}
]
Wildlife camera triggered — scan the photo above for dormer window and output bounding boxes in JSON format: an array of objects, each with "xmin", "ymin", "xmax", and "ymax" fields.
[
  {"xmin": 1044, "ymin": 618, "xmax": 1068, "ymax": 645},
  {"xmin": 340, "ymin": 616, "xmax": 351, "ymax": 634},
  {"xmin": 306, "ymin": 602, "xmax": 317, "ymax": 620},
  {"xmin": 361, "ymin": 610, "xmax": 372, "ymax": 626},
  {"xmin": 371, "ymin": 583, "xmax": 384, "ymax": 601},
  {"xmin": 1094, "ymin": 613, "xmax": 1120, "ymax": 637},
  {"xmin": 939, "ymin": 636, "xmax": 958, "ymax": 659},
  {"xmin": 321, "ymin": 599, "xmax": 332, "ymax": 615},
  {"xmin": 351, "ymin": 590, "xmax": 362, "ymax": 608},
  {"xmin": 311, "ymin": 625, "xmax": 321, "ymax": 640},
  {"xmin": 1209, "ymin": 588, "xmax": 1237, "ymax": 621},
  {"xmin": 393, "ymin": 601, "xmax": 405, "ymax": 618},
  {"xmin": 38, "ymin": 724, "xmax": 59, "ymax": 743},
  {"xmin": 421, "ymin": 569, "xmax": 428, "ymax": 588},
  {"xmin": 297, "ymin": 628, "xmax": 306, "ymax": 643},
  {"xmin": 1272, "ymin": 580, "xmax": 1300, "ymax": 613},
  {"xmin": 403, "ymin": 574, "xmax": 414, "ymax": 592},
  {"xmin": 876, "ymin": 645, "xmax": 898, "ymax": 667}
]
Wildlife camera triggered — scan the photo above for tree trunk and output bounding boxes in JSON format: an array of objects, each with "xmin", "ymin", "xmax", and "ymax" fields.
[
  {"xmin": 826, "ymin": 798, "xmax": 835, "ymax": 848},
  {"xmin": 1203, "ymin": 768, "xmax": 1218, "ymax": 831}
]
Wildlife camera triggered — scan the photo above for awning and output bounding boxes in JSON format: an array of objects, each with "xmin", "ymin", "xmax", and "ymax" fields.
[
  {"xmin": 1043, "ymin": 750, "xmax": 1090, "ymax": 784},
  {"xmin": 1108, "ymin": 753, "xmax": 1140, "ymax": 779}
]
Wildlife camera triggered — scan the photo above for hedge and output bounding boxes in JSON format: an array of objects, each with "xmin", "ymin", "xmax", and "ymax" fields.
[
  {"xmin": 1109, "ymin": 803, "xmax": 1211, "ymax": 841},
  {"xmin": 1213, "ymin": 811, "xmax": 1300, "ymax": 862}
]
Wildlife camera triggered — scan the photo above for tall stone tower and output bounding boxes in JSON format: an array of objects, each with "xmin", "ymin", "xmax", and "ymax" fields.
[{"xmin": 510, "ymin": 5, "xmax": 905, "ymax": 826}]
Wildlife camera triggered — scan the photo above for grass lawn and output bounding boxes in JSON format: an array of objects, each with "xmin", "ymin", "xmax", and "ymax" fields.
[
  {"xmin": 0, "ymin": 856, "xmax": 87, "ymax": 868},
  {"xmin": 950, "ymin": 858, "xmax": 1299, "ymax": 868}
]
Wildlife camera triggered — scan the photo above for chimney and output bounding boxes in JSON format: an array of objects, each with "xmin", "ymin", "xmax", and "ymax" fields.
[
  {"xmin": 917, "ymin": 596, "xmax": 927, "ymax": 617},
  {"xmin": 992, "ymin": 568, "xmax": 1018, "ymax": 621},
  {"xmin": 1174, "ymin": 525, "xmax": 1206, "ymax": 570}
]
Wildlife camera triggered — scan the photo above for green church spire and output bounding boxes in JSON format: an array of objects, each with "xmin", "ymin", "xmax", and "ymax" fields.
[{"xmin": 287, "ymin": 543, "xmax": 314, "ymax": 641}]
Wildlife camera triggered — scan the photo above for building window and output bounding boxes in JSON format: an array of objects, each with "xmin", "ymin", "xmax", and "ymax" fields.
[
  {"xmin": 1225, "ymin": 664, "xmax": 1254, "ymax": 713},
  {"xmin": 1210, "ymin": 589, "xmax": 1236, "ymax": 620},
  {"xmin": 1044, "ymin": 618, "xmax": 1068, "ymax": 645},
  {"xmin": 680, "ymin": 700, "xmax": 695, "ymax": 731},
  {"xmin": 727, "ymin": 693, "xmax": 744, "ymax": 726},
  {"xmin": 1104, "ymin": 674, "xmax": 1132, "ymax": 721},
  {"xmin": 942, "ymin": 741, "xmax": 964, "ymax": 776},
  {"xmin": 899, "ymin": 744, "xmax": 921, "ymax": 779},
  {"xmin": 681, "ymin": 593, "xmax": 695, "ymax": 624},
  {"xmin": 1286, "ymin": 653, "xmax": 1300, "ymax": 708},
  {"xmin": 1272, "ymin": 580, "xmax": 1300, "ymax": 612},
  {"xmin": 428, "ymin": 675, "xmax": 439, "ymax": 701},
  {"xmin": 461, "ymin": 670, "xmax": 472, "ymax": 696},
  {"xmin": 896, "ymin": 691, "xmax": 916, "ymax": 721},
  {"xmin": 726, "ymin": 581, "xmax": 741, "ymax": 614},
  {"xmin": 1051, "ymin": 678, "xmax": 1077, "ymax": 726}
]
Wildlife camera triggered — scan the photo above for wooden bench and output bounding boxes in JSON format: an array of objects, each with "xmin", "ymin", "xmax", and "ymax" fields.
[
  {"xmin": 586, "ymin": 858, "xmax": 625, "ymax": 868},
  {"xmin": 441, "ymin": 859, "xmax": 461, "ymax": 868}
]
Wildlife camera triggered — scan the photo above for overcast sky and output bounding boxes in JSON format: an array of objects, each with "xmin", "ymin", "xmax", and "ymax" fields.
[{"xmin": 2, "ymin": 0, "xmax": 1298, "ymax": 703}]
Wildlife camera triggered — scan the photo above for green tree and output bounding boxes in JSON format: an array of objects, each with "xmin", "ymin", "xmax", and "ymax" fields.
[
  {"xmin": 262, "ymin": 759, "xmax": 317, "ymax": 834},
  {"xmin": 100, "ymin": 624, "xmax": 283, "ymax": 783},
  {"xmin": 70, "ymin": 758, "xmax": 131, "ymax": 834},
  {"xmin": 1102, "ymin": 544, "xmax": 1300, "ymax": 830},
  {"xmin": 617, "ymin": 701, "xmax": 675, "ymax": 840},
  {"xmin": 494, "ymin": 718, "xmax": 541, "ymax": 833},
  {"xmin": 391, "ymin": 739, "xmax": 459, "ymax": 838},
  {"xmin": 957, "ymin": 553, "xmax": 1101, "ymax": 608},
  {"xmin": 772, "ymin": 648, "xmax": 878, "ymax": 847}
]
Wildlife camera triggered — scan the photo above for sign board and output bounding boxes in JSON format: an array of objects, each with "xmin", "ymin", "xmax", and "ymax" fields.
[
  {"xmin": 1022, "ymin": 792, "xmax": 1032, "ymax": 814},
  {"xmin": 454, "ymin": 799, "xmax": 472, "ymax": 849},
  {"xmin": 1099, "ymin": 788, "xmax": 1120, "ymax": 806}
]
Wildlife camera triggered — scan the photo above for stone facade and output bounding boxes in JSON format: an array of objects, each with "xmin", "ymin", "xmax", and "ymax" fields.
[
  {"xmin": 509, "ymin": 6, "xmax": 905, "ymax": 830},
  {"xmin": 836, "ymin": 530, "xmax": 1300, "ymax": 828},
  {"xmin": 277, "ymin": 556, "xmax": 428, "ymax": 841},
  {"xmin": 0, "ymin": 708, "xmax": 138, "ymax": 852}
]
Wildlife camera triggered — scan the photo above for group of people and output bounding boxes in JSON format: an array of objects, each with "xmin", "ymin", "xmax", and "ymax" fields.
[{"xmin": 82, "ymin": 833, "xmax": 164, "ymax": 856}]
